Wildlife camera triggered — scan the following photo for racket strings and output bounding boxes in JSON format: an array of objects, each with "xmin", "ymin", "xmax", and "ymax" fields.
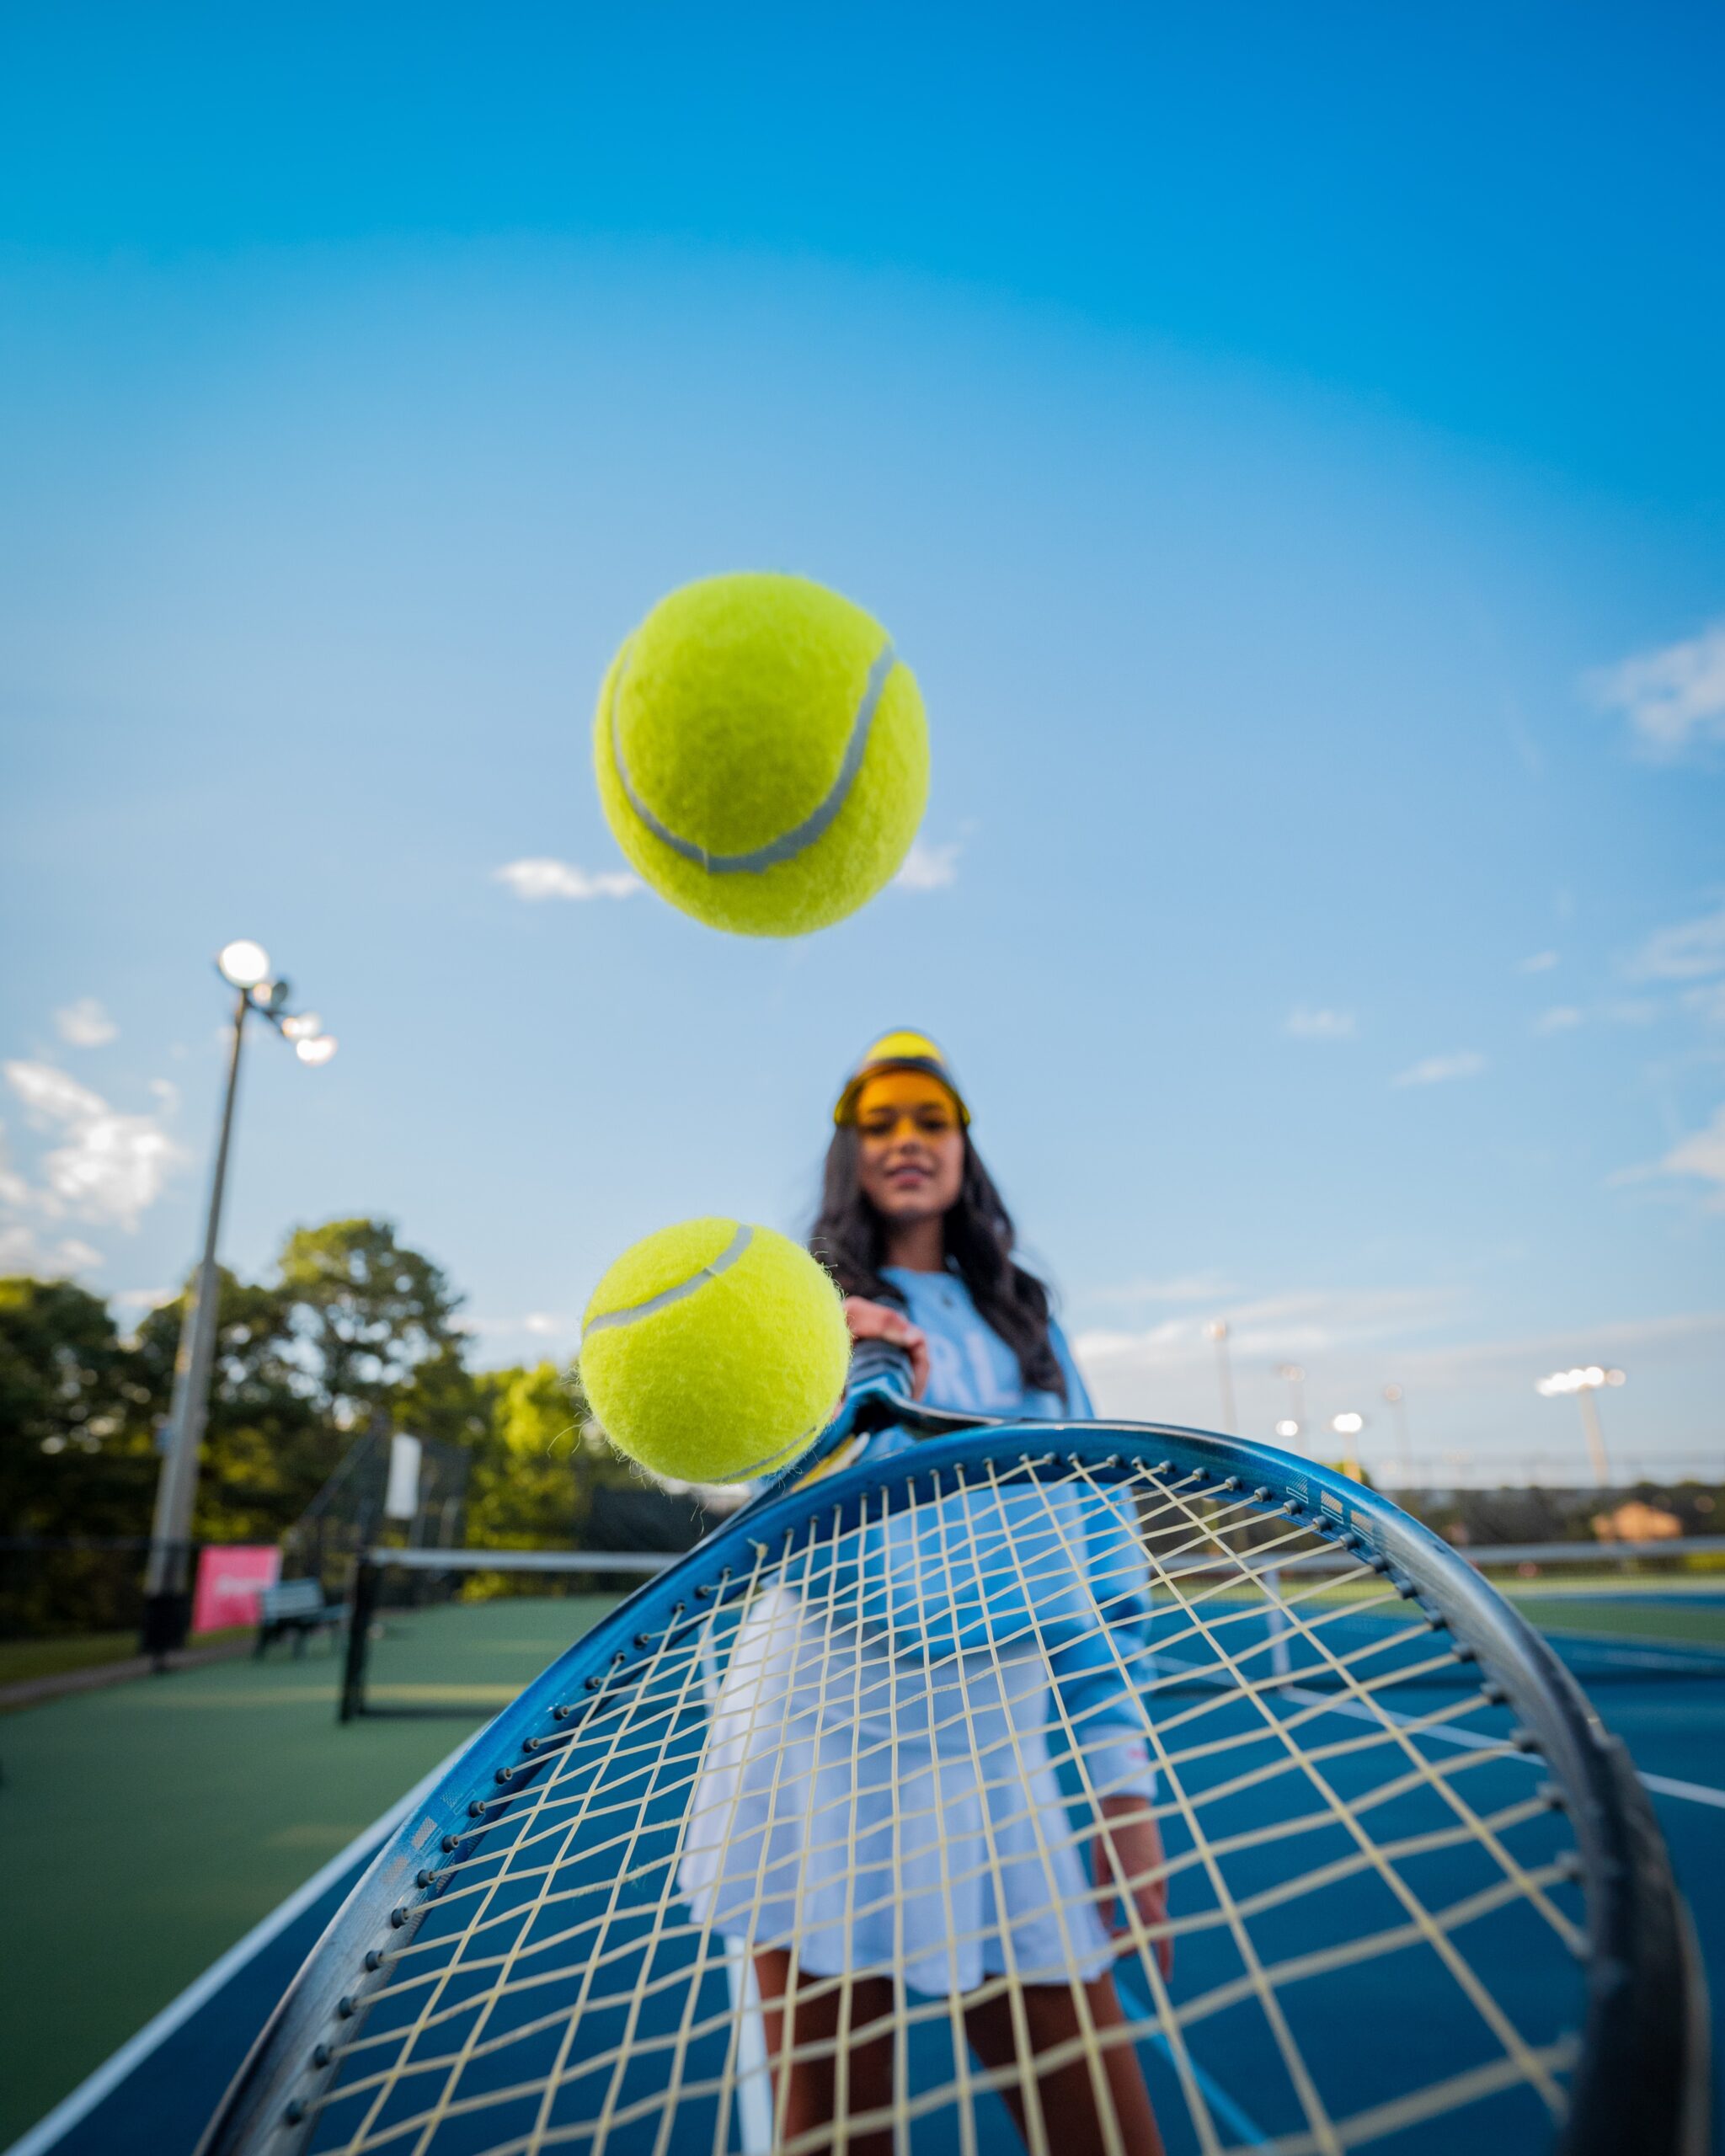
[{"xmin": 298, "ymin": 1455, "xmax": 1585, "ymax": 2156}]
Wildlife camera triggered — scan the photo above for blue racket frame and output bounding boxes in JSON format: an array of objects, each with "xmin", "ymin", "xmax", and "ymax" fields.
[{"xmin": 199, "ymin": 1379, "xmax": 1708, "ymax": 2156}]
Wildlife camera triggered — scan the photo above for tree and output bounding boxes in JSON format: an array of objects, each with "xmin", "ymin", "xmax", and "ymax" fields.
[
  {"xmin": 275, "ymin": 1219, "xmax": 467, "ymax": 1430},
  {"xmin": 129, "ymin": 1267, "xmax": 327, "ymax": 1542},
  {"xmin": 0, "ymin": 1275, "xmax": 153, "ymax": 1534}
]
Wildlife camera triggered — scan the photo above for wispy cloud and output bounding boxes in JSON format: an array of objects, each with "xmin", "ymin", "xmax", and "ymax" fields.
[
  {"xmin": 1077, "ymin": 1286, "xmax": 1458, "ymax": 1365},
  {"xmin": 54, "ymin": 997, "xmax": 118, "ymax": 1049},
  {"xmin": 1533, "ymin": 1006, "xmax": 1583, "ymax": 1035},
  {"xmin": 494, "ymin": 858, "xmax": 642, "ymax": 902},
  {"xmin": 1518, "ymin": 951, "xmax": 1558, "ymax": 974},
  {"xmin": 1656, "ymin": 1105, "xmax": 1725, "ymax": 1211},
  {"xmin": 1588, "ymin": 621, "xmax": 1725, "ymax": 758},
  {"xmin": 1629, "ymin": 905, "xmax": 1725, "ymax": 984},
  {"xmin": 1392, "ymin": 1051, "xmax": 1486, "ymax": 1088},
  {"xmin": 1285, "ymin": 1006, "xmax": 1356, "ymax": 1040},
  {"xmin": 1083, "ymin": 1271, "xmax": 1238, "ymax": 1309},
  {"xmin": 893, "ymin": 838, "xmax": 961, "ymax": 893},
  {"xmin": 3, "ymin": 1061, "xmax": 183, "ymax": 1232}
]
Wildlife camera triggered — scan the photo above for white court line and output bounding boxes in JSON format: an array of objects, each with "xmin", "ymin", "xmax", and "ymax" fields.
[
  {"xmin": 3, "ymin": 1734, "xmax": 482, "ymax": 2156},
  {"xmin": 1155, "ymin": 1654, "xmax": 1725, "ymax": 1812}
]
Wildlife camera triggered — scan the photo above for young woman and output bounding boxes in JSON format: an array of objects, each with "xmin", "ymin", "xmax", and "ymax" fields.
[{"xmin": 681, "ymin": 1032, "xmax": 1169, "ymax": 2155}]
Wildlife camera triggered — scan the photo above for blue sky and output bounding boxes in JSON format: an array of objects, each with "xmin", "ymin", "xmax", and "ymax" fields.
[{"xmin": 3, "ymin": 3, "xmax": 1721, "ymax": 1484}]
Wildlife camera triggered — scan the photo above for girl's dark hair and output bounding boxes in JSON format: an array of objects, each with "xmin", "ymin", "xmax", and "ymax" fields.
[{"xmin": 810, "ymin": 1125, "xmax": 1066, "ymax": 1400}]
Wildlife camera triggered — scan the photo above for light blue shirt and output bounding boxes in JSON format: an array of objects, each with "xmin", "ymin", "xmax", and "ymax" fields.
[
  {"xmin": 840, "ymin": 1266, "xmax": 1157, "ymax": 1800},
  {"xmin": 879, "ymin": 1265, "xmax": 1094, "ymax": 1420}
]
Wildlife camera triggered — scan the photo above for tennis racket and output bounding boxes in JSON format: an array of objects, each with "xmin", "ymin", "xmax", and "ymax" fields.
[{"xmin": 200, "ymin": 1355, "xmax": 1707, "ymax": 2156}]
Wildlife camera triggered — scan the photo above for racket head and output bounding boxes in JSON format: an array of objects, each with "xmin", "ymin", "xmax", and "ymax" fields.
[{"xmin": 199, "ymin": 1401, "xmax": 1707, "ymax": 2156}]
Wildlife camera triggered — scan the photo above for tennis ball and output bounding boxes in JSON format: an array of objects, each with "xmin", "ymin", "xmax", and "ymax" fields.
[
  {"xmin": 579, "ymin": 1218, "xmax": 852, "ymax": 1482},
  {"xmin": 593, "ymin": 572, "xmax": 929, "ymax": 937}
]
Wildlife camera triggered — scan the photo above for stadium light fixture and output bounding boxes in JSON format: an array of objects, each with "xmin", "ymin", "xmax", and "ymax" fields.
[
  {"xmin": 216, "ymin": 938, "xmax": 271, "ymax": 988},
  {"xmin": 1331, "ymin": 1412, "xmax": 1365, "ymax": 1437},
  {"xmin": 142, "ymin": 945, "xmax": 339, "ymax": 1660},
  {"xmin": 1535, "ymin": 1365, "xmax": 1624, "ymax": 1487},
  {"xmin": 1274, "ymin": 1418, "xmax": 1300, "ymax": 1442}
]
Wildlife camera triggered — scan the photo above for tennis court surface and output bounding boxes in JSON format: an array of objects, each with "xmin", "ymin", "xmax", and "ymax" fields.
[{"xmin": 5, "ymin": 1564, "xmax": 1721, "ymax": 2156}]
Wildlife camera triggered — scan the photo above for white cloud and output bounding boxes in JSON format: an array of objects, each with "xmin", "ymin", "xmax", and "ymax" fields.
[
  {"xmin": 1518, "ymin": 952, "xmax": 1559, "ymax": 974},
  {"xmin": 0, "ymin": 1225, "xmax": 103, "ymax": 1275},
  {"xmin": 1658, "ymin": 1106, "xmax": 1725, "ymax": 1210},
  {"xmin": 494, "ymin": 858, "xmax": 642, "ymax": 902},
  {"xmin": 54, "ymin": 997, "xmax": 118, "ymax": 1049},
  {"xmin": 3, "ymin": 1060, "xmax": 183, "ymax": 1231},
  {"xmin": 1630, "ymin": 905, "xmax": 1725, "ymax": 983},
  {"xmin": 113, "ymin": 1286, "xmax": 174, "ymax": 1310},
  {"xmin": 1285, "ymin": 1006, "xmax": 1356, "ymax": 1040},
  {"xmin": 893, "ymin": 838, "xmax": 961, "ymax": 893},
  {"xmin": 1682, "ymin": 984, "xmax": 1725, "ymax": 1025},
  {"xmin": 1392, "ymin": 1051, "xmax": 1487, "ymax": 1088},
  {"xmin": 1588, "ymin": 620, "xmax": 1725, "ymax": 757},
  {"xmin": 1074, "ymin": 1284, "xmax": 1460, "ymax": 1421},
  {"xmin": 1533, "ymin": 1006, "xmax": 1583, "ymax": 1035}
]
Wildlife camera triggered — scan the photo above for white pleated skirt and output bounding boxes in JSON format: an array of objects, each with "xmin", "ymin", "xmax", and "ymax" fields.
[{"xmin": 679, "ymin": 1583, "xmax": 1115, "ymax": 1997}]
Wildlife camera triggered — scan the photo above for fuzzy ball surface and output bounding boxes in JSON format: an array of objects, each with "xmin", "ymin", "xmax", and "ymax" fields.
[
  {"xmin": 593, "ymin": 572, "xmax": 928, "ymax": 937},
  {"xmin": 580, "ymin": 1218, "xmax": 852, "ymax": 1481}
]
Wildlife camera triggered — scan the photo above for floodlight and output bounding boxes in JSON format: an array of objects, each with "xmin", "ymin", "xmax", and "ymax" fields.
[
  {"xmin": 295, "ymin": 1036, "xmax": 338, "ymax": 1066},
  {"xmin": 1332, "ymin": 1412, "xmax": 1365, "ymax": 1436},
  {"xmin": 217, "ymin": 940, "xmax": 271, "ymax": 988}
]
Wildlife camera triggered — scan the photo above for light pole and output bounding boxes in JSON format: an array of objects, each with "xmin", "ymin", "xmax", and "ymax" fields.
[
  {"xmin": 140, "ymin": 942, "xmax": 338, "ymax": 1659},
  {"xmin": 1535, "ymin": 1365, "xmax": 1625, "ymax": 1489},
  {"xmin": 1203, "ymin": 1319, "xmax": 1236, "ymax": 1433},
  {"xmin": 1382, "ymin": 1383, "xmax": 1411, "ymax": 1484},
  {"xmin": 1275, "ymin": 1362, "xmax": 1307, "ymax": 1449}
]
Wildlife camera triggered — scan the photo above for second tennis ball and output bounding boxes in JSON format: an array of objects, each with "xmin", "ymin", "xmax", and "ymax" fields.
[
  {"xmin": 580, "ymin": 1218, "xmax": 851, "ymax": 1482},
  {"xmin": 593, "ymin": 572, "xmax": 929, "ymax": 937}
]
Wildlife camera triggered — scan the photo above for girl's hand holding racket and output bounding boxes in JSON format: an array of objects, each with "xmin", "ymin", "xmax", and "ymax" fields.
[
  {"xmin": 1093, "ymin": 1794, "xmax": 1172, "ymax": 1980},
  {"xmin": 842, "ymin": 1295, "xmax": 930, "ymax": 1399}
]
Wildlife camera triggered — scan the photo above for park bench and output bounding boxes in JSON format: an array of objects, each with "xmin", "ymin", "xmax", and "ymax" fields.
[{"xmin": 254, "ymin": 1577, "xmax": 344, "ymax": 1657}]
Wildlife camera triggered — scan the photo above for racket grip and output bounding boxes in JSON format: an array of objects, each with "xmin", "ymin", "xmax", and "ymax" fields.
[{"xmin": 846, "ymin": 1337, "xmax": 916, "ymax": 1399}]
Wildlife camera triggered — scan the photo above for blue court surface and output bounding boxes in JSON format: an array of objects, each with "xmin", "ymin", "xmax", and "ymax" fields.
[{"xmin": 8, "ymin": 1615, "xmax": 1722, "ymax": 2156}]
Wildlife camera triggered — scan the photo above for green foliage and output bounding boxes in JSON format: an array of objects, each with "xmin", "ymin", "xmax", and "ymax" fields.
[
  {"xmin": 465, "ymin": 1361, "xmax": 633, "ymax": 1556},
  {"xmin": 275, "ymin": 1219, "xmax": 466, "ymax": 1429},
  {"xmin": 1, "ymin": 1222, "xmax": 595, "ymax": 1633}
]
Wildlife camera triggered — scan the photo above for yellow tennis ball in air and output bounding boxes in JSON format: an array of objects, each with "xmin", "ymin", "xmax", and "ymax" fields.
[
  {"xmin": 580, "ymin": 1218, "xmax": 852, "ymax": 1482},
  {"xmin": 593, "ymin": 572, "xmax": 929, "ymax": 937}
]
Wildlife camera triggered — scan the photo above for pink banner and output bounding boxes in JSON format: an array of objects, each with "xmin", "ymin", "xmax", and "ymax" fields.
[{"xmin": 191, "ymin": 1544, "xmax": 281, "ymax": 1636}]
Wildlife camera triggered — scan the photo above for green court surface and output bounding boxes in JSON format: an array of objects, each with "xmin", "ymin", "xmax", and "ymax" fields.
[{"xmin": 0, "ymin": 1595, "xmax": 618, "ymax": 2148}]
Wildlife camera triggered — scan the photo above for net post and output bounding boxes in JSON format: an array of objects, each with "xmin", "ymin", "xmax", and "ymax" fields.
[{"xmin": 339, "ymin": 1550, "xmax": 379, "ymax": 1723}]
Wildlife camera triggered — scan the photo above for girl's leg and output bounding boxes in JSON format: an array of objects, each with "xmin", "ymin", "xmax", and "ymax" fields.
[
  {"xmin": 753, "ymin": 1950, "xmax": 897, "ymax": 2156},
  {"xmin": 963, "ymin": 1971, "xmax": 1165, "ymax": 2156}
]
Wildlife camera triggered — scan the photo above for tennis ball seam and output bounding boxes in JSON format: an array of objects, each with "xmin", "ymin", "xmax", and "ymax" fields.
[
  {"xmin": 583, "ymin": 1222, "xmax": 754, "ymax": 1334},
  {"xmin": 606, "ymin": 636, "xmax": 898, "ymax": 876}
]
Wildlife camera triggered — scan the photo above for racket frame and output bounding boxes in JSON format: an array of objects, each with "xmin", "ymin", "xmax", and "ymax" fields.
[{"xmin": 198, "ymin": 1382, "xmax": 1709, "ymax": 2156}]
